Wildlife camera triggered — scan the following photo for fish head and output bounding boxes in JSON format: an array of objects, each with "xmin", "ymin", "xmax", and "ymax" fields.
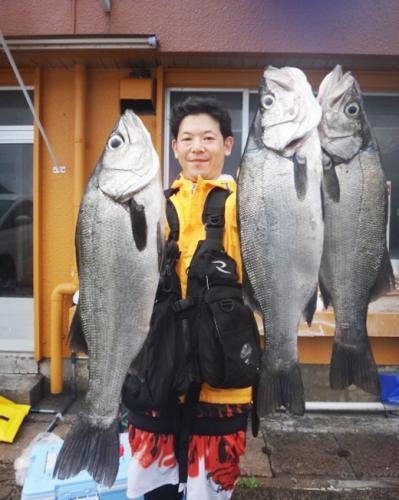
[
  {"xmin": 258, "ymin": 66, "xmax": 321, "ymax": 156},
  {"xmin": 317, "ymin": 65, "xmax": 370, "ymax": 164},
  {"xmin": 98, "ymin": 110, "xmax": 159, "ymax": 202}
]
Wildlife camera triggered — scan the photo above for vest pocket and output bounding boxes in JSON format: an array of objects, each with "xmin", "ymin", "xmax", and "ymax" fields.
[{"xmin": 198, "ymin": 286, "xmax": 261, "ymax": 388}]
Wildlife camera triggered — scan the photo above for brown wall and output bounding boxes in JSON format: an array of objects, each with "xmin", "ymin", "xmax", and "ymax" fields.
[{"xmin": 1, "ymin": 0, "xmax": 399, "ymax": 56}]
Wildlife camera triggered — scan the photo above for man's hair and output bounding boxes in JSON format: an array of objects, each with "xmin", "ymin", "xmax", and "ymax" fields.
[{"xmin": 170, "ymin": 96, "xmax": 233, "ymax": 139}]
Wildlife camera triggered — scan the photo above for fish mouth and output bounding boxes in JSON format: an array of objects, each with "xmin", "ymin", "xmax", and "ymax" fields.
[{"xmin": 285, "ymin": 137, "xmax": 303, "ymax": 150}]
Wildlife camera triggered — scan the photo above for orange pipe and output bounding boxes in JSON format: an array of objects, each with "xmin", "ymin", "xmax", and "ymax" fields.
[
  {"xmin": 50, "ymin": 63, "xmax": 86, "ymax": 393},
  {"xmin": 33, "ymin": 66, "xmax": 42, "ymax": 361},
  {"xmin": 73, "ymin": 64, "xmax": 86, "ymax": 226},
  {"xmin": 72, "ymin": 62, "xmax": 86, "ymax": 285},
  {"xmin": 50, "ymin": 283, "xmax": 77, "ymax": 393}
]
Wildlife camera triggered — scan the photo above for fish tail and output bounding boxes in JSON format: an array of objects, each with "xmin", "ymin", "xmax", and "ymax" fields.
[
  {"xmin": 257, "ymin": 363, "xmax": 305, "ymax": 416},
  {"xmin": 330, "ymin": 340, "xmax": 380, "ymax": 395},
  {"xmin": 53, "ymin": 417, "xmax": 119, "ymax": 487}
]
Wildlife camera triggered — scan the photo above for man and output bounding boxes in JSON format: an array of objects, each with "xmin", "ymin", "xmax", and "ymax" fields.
[{"xmin": 125, "ymin": 97, "xmax": 254, "ymax": 500}]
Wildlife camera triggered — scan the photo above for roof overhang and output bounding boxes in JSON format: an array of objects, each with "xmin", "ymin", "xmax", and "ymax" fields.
[{"xmin": 2, "ymin": 34, "xmax": 158, "ymax": 51}]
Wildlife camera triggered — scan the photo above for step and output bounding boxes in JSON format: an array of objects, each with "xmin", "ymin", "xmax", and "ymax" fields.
[
  {"xmin": 0, "ymin": 351, "xmax": 38, "ymax": 375},
  {"xmin": 233, "ymin": 478, "xmax": 399, "ymax": 499},
  {"xmin": 0, "ymin": 373, "xmax": 44, "ymax": 406}
]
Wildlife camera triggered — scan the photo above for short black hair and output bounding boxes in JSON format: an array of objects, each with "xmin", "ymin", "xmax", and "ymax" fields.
[{"xmin": 170, "ymin": 96, "xmax": 233, "ymax": 139}]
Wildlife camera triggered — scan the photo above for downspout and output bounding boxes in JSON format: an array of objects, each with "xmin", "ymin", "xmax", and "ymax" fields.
[
  {"xmin": 33, "ymin": 66, "xmax": 42, "ymax": 361},
  {"xmin": 50, "ymin": 283, "xmax": 77, "ymax": 393},
  {"xmin": 50, "ymin": 63, "xmax": 86, "ymax": 394}
]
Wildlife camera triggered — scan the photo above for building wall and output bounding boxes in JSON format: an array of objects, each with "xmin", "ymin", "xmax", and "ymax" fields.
[
  {"xmin": 1, "ymin": 0, "xmax": 399, "ymax": 56},
  {"xmin": 1, "ymin": 63, "xmax": 398, "ymax": 366}
]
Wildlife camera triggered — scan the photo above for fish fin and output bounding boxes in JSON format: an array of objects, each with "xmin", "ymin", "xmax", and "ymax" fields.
[
  {"xmin": 257, "ymin": 362, "xmax": 305, "ymax": 416},
  {"xmin": 53, "ymin": 417, "xmax": 119, "ymax": 487},
  {"xmin": 320, "ymin": 183, "xmax": 325, "ymax": 221},
  {"xmin": 330, "ymin": 339, "xmax": 380, "ymax": 395},
  {"xmin": 129, "ymin": 198, "xmax": 147, "ymax": 251},
  {"xmin": 157, "ymin": 221, "xmax": 165, "ymax": 272},
  {"xmin": 293, "ymin": 153, "xmax": 308, "ymax": 201},
  {"xmin": 369, "ymin": 247, "xmax": 395, "ymax": 301},
  {"xmin": 68, "ymin": 305, "xmax": 88, "ymax": 354},
  {"xmin": 303, "ymin": 287, "xmax": 318, "ymax": 326},
  {"xmin": 322, "ymin": 165, "xmax": 340, "ymax": 202},
  {"xmin": 318, "ymin": 278, "xmax": 331, "ymax": 309}
]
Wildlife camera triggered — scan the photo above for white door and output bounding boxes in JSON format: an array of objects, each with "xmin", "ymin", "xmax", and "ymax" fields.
[{"xmin": 0, "ymin": 88, "xmax": 34, "ymax": 351}]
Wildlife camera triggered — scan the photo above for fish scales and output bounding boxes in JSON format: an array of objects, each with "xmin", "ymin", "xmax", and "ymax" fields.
[
  {"xmin": 318, "ymin": 65, "xmax": 394, "ymax": 394},
  {"xmin": 54, "ymin": 110, "xmax": 164, "ymax": 486},
  {"xmin": 79, "ymin": 177, "xmax": 160, "ymax": 420},
  {"xmin": 238, "ymin": 67, "xmax": 324, "ymax": 416},
  {"xmin": 322, "ymin": 154, "xmax": 386, "ymax": 318}
]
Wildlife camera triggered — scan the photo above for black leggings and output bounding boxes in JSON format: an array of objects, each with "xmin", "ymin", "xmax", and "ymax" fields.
[{"xmin": 144, "ymin": 484, "xmax": 183, "ymax": 499}]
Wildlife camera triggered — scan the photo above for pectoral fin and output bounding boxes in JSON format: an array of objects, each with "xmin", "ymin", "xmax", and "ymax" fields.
[
  {"xmin": 303, "ymin": 287, "xmax": 318, "ymax": 326},
  {"xmin": 293, "ymin": 153, "xmax": 308, "ymax": 201},
  {"xmin": 157, "ymin": 222, "xmax": 165, "ymax": 272},
  {"xmin": 129, "ymin": 198, "xmax": 147, "ymax": 251},
  {"xmin": 318, "ymin": 277, "xmax": 331, "ymax": 309},
  {"xmin": 322, "ymin": 153, "xmax": 340, "ymax": 202}
]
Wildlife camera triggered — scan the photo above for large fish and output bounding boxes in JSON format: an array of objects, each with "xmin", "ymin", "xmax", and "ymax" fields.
[
  {"xmin": 317, "ymin": 65, "xmax": 395, "ymax": 394},
  {"xmin": 238, "ymin": 67, "xmax": 324, "ymax": 416},
  {"xmin": 53, "ymin": 110, "xmax": 164, "ymax": 486}
]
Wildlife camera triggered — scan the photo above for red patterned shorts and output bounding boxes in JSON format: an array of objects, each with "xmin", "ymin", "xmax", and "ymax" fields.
[{"xmin": 127, "ymin": 403, "xmax": 250, "ymax": 499}]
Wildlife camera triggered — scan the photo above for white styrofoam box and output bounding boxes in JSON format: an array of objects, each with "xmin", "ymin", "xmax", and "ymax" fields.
[{"xmin": 21, "ymin": 431, "xmax": 143, "ymax": 500}]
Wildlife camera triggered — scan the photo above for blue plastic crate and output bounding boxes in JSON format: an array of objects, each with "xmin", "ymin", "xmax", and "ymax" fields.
[
  {"xmin": 21, "ymin": 432, "xmax": 142, "ymax": 500},
  {"xmin": 379, "ymin": 372, "xmax": 399, "ymax": 405}
]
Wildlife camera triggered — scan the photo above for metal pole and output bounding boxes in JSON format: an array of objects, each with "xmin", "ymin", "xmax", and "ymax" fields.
[{"xmin": 305, "ymin": 401, "xmax": 398, "ymax": 412}]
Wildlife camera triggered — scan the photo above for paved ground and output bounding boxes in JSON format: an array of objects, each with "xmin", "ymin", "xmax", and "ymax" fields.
[
  {"xmin": 235, "ymin": 411, "xmax": 399, "ymax": 499},
  {"xmin": 1, "ymin": 395, "xmax": 399, "ymax": 499}
]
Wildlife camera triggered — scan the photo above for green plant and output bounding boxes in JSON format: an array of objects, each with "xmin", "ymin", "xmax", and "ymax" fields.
[{"xmin": 237, "ymin": 475, "xmax": 260, "ymax": 488}]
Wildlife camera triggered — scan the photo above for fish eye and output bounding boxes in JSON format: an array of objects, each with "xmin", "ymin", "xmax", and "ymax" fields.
[
  {"xmin": 108, "ymin": 134, "xmax": 124, "ymax": 150},
  {"xmin": 261, "ymin": 94, "xmax": 275, "ymax": 109},
  {"xmin": 345, "ymin": 102, "xmax": 360, "ymax": 118}
]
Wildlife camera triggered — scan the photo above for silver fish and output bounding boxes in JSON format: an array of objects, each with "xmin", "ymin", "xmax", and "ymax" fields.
[
  {"xmin": 54, "ymin": 110, "xmax": 164, "ymax": 486},
  {"xmin": 238, "ymin": 66, "xmax": 324, "ymax": 415},
  {"xmin": 317, "ymin": 65, "xmax": 394, "ymax": 394}
]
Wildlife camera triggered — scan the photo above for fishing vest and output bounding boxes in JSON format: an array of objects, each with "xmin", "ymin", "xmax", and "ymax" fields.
[
  {"xmin": 122, "ymin": 186, "xmax": 260, "ymax": 409},
  {"xmin": 122, "ymin": 185, "xmax": 261, "ymax": 484}
]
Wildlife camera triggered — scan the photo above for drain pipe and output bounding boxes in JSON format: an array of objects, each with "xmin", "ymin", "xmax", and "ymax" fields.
[
  {"xmin": 46, "ymin": 352, "xmax": 78, "ymax": 432},
  {"xmin": 50, "ymin": 283, "xmax": 77, "ymax": 394},
  {"xmin": 49, "ymin": 63, "xmax": 86, "ymax": 394},
  {"xmin": 31, "ymin": 352, "xmax": 78, "ymax": 427},
  {"xmin": 73, "ymin": 63, "xmax": 86, "ymax": 230}
]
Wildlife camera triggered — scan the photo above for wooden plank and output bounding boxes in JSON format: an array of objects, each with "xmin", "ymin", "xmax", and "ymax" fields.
[
  {"xmin": 298, "ymin": 336, "xmax": 399, "ymax": 365},
  {"xmin": 299, "ymin": 309, "xmax": 399, "ymax": 338}
]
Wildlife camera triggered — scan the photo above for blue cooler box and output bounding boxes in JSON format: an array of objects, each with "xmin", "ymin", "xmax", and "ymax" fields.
[
  {"xmin": 379, "ymin": 372, "xmax": 399, "ymax": 405},
  {"xmin": 21, "ymin": 432, "xmax": 142, "ymax": 500}
]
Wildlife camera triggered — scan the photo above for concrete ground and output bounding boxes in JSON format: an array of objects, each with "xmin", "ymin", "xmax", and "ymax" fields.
[
  {"xmin": 1, "ymin": 394, "xmax": 399, "ymax": 499},
  {"xmin": 235, "ymin": 412, "xmax": 399, "ymax": 499}
]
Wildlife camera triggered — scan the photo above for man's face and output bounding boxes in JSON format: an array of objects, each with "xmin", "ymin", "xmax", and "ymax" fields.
[{"xmin": 172, "ymin": 113, "xmax": 234, "ymax": 182}]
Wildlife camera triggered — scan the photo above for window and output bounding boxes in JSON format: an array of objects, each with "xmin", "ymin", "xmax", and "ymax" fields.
[
  {"xmin": 0, "ymin": 87, "xmax": 34, "ymax": 351},
  {"xmin": 363, "ymin": 95, "xmax": 399, "ymax": 261},
  {"xmin": 0, "ymin": 90, "xmax": 34, "ymax": 125}
]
